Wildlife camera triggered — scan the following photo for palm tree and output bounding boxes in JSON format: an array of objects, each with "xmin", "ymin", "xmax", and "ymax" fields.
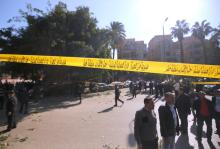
[
  {"xmin": 210, "ymin": 25, "xmax": 220, "ymax": 64},
  {"xmin": 171, "ymin": 20, "xmax": 190, "ymax": 62},
  {"xmin": 210, "ymin": 25, "xmax": 220, "ymax": 49},
  {"xmin": 109, "ymin": 21, "xmax": 126, "ymax": 59},
  {"xmin": 191, "ymin": 20, "xmax": 213, "ymax": 64}
]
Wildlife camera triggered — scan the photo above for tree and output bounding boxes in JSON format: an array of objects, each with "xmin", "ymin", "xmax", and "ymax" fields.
[
  {"xmin": 191, "ymin": 20, "xmax": 213, "ymax": 64},
  {"xmin": 209, "ymin": 25, "xmax": 220, "ymax": 64},
  {"xmin": 171, "ymin": 20, "xmax": 189, "ymax": 62},
  {"xmin": 0, "ymin": 2, "xmax": 114, "ymax": 81},
  {"xmin": 109, "ymin": 21, "xmax": 126, "ymax": 59}
]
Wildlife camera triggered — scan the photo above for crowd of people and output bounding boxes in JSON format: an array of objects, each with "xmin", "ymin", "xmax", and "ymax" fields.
[
  {"xmin": 1, "ymin": 78, "xmax": 219, "ymax": 149},
  {"xmin": 132, "ymin": 79, "xmax": 220, "ymax": 149},
  {"xmin": 0, "ymin": 80, "xmax": 34, "ymax": 132}
]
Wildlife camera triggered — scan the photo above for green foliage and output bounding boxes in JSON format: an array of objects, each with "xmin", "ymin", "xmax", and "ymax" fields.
[
  {"xmin": 192, "ymin": 20, "xmax": 213, "ymax": 63},
  {"xmin": 109, "ymin": 21, "xmax": 126, "ymax": 59},
  {"xmin": 0, "ymin": 2, "xmax": 122, "ymax": 81}
]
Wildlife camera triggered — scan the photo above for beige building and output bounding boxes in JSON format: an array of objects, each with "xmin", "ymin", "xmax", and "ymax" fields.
[
  {"xmin": 181, "ymin": 36, "xmax": 204, "ymax": 64},
  {"xmin": 147, "ymin": 35, "xmax": 205, "ymax": 64},
  {"xmin": 118, "ymin": 38, "xmax": 147, "ymax": 60},
  {"xmin": 148, "ymin": 35, "xmax": 177, "ymax": 62}
]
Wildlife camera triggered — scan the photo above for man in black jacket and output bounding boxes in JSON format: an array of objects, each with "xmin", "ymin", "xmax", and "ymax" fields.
[
  {"xmin": 6, "ymin": 90, "xmax": 18, "ymax": 131},
  {"xmin": 114, "ymin": 85, "xmax": 124, "ymax": 106},
  {"xmin": 134, "ymin": 97, "xmax": 158, "ymax": 149},
  {"xmin": 175, "ymin": 88, "xmax": 191, "ymax": 134},
  {"xmin": 193, "ymin": 91, "xmax": 214, "ymax": 143},
  {"xmin": 159, "ymin": 92, "xmax": 179, "ymax": 149}
]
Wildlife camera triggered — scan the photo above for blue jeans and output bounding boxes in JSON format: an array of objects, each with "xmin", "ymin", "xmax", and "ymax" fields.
[{"xmin": 162, "ymin": 136, "xmax": 175, "ymax": 149}]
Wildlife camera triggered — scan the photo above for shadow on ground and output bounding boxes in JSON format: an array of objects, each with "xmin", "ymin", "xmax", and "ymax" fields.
[
  {"xmin": 0, "ymin": 95, "xmax": 85, "ymax": 131},
  {"xmin": 98, "ymin": 106, "xmax": 114, "ymax": 113},
  {"xmin": 127, "ymin": 133, "xmax": 136, "ymax": 147},
  {"xmin": 190, "ymin": 121, "xmax": 206, "ymax": 138},
  {"xmin": 175, "ymin": 134, "xmax": 194, "ymax": 149}
]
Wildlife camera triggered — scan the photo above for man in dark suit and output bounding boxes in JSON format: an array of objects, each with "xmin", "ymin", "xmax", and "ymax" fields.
[
  {"xmin": 175, "ymin": 87, "xmax": 191, "ymax": 134},
  {"xmin": 159, "ymin": 92, "xmax": 179, "ymax": 149},
  {"xmin": 134, "ymin": 97, "xmax": 158, "ymax": 149}
]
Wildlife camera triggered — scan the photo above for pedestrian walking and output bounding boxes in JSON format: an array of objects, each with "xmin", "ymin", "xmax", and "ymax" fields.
[
  {"xmin": 175, "ymin": 87, "xmax": 191, "ymax": 134},
  {"xmin": 114, "ymin": 85, "xmax": 124, "ymax": 106},
  {"xmin": 155, "ymin": 82, "xmax": 159, "ymax": 98},
  {"xmin": 158, "ymin": 92, "xmax": 180, "ymax": 149},
  {"xmin": 6, "ymin": 90, "xmax": 18, "ymax": 131},
  {"xmin": 138, "ymin": 81, "xmax": 142, "ymax": 91},
  {"xmin": 129, "ymin": 82, "xmax": 134, "ymax": 94},
  {"xmin": 158, "ymin": 83, "xmax": 164, "ymax": 97},
  {"xmin": 143, "ymin": 81, "xmax": 147, "ymax": 93},
  {"xmin": 134, "ymin": 97, "xmax": 158, "ymax": 149},
  {"xmin": 132, "ymin": 84, "xmax": 137, "ymax": 98},
  {"xmin": 193, "ymin": 91, "xmax": 214, "ymax": 143}
]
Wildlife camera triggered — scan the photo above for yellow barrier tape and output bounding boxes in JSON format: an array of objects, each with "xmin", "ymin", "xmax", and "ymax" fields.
[
  {"xmin": 192, "ymin": 82, "xmax": 220, "ymax": 85},
  {"xmin": 0, "ymin": 54, "xmax": 220, "ymax": 78}
]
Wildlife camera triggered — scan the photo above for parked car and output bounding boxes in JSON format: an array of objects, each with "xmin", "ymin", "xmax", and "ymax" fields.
[
  {"xmin": 109, "ymin": 81, "xmax": 124, "ymax": 89},
  {"xmin": 124, "ymin": 80, "xmax": 132, "ymax": 87},
  {"xmin": 96, "ymin": 83, "xmax": 109, "ymax": 92}
]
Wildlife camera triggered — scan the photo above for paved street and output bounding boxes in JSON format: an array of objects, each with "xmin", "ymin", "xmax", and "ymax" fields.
[{"xmin": 0, "ymin": 88, "xmax": 219, "ymax": 149}]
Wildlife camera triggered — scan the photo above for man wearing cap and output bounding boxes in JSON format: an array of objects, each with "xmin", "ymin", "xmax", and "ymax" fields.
[
  {"xmin": 159, "ymin": 92, "xmax": 179, "ymax": 149},
  {"xmin": 6, "ymin": 90, "xmax": 18, "ymax": 131},
  {"xmin": 193, "ymin": 91, "xmax": 214, "ymax": 143},
  {"xmin": 175, "ymin": 87, "xmax": 191, "ymax": 134},
  {"xmin": 134, "ymin": 97, "xmax": 158, "ymax": 149}
]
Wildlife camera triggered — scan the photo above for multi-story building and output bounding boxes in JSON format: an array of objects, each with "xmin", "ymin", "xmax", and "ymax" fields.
[
  {"xmin": 181, "ymin": 36, "xmax": 204, "ymax": 64},
  {"xmin": 147, "ymin": 35, "xmax": 206, "ymax": 64},
  {"xmin": 147, "ymin": 35, "xmax": 177, "ymax": 62},
  {"xmin": 118, "ymin": 38, "xmax": 147, "ymax": 60}
]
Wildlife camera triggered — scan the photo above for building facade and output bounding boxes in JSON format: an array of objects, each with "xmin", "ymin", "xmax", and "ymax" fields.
[
  {"xmin": 118, "ymin": 38, "xmax": 147, "ymax": 60},
  {"xmin": 147, "ymin": 35, "xmax": 205, "ymax": 64},
  {"xmin": 147, "ymin": 35, "xmax": 177, "ymax": 62}
]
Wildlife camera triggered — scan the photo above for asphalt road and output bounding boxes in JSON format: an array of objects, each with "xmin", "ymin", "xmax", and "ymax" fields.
[{"xmin": 0, "ymin": 88, "xmax": 219, "ymax": 149}]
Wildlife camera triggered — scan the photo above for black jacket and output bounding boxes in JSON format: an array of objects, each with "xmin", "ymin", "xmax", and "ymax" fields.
[
  {"xmin": 158, "ymin": 103, "xmax": 179, "ymax": 137},
  {"xmin": 134, "ymin": 108, "xmax": 158, "ymax": 144},
  {"xmin": 193, "ymin": 96, "xmax": 214, "ymax": 117},
  {"xmin": 175, "ymin": 93, "xmax": 191, "ymax": 115},
  {"xmin": 6, "ymin": 95, "xmax": 17, "ymax": 114}
]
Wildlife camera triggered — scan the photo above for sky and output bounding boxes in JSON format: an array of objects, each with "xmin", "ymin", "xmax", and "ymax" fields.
[{"xmin": 0, "ymin": 0, "xmax": 220, "ymax": 45}]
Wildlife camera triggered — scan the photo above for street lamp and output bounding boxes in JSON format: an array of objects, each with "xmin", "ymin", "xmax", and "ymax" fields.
[{"xmin": 162, "ymin": 17, "xmax": 168, "ymax": 61}]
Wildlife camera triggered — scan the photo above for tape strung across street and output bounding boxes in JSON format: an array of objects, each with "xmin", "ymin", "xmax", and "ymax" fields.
[{"xmin": 0, "ymin": 54, "xmax": 220, "ymax": 78}]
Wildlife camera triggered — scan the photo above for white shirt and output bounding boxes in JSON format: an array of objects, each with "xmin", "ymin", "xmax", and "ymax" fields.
[
  {"xmin": 169, "ymin": 104, "xmax": 177, "ymax": 127},
  {"xmin": 174, "ymin": 83, "xmax": 180, "ymax": 91}
]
